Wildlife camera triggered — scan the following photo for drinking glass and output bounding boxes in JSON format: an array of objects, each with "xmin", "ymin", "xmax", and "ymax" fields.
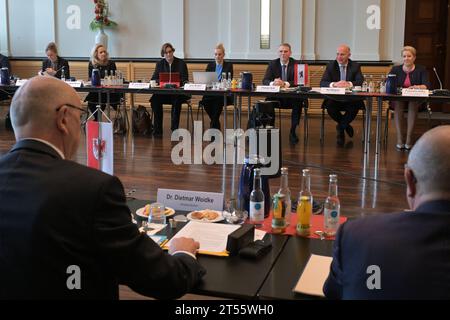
[{"xmin": 148, "ymin": 203, "xmax": 166, "ymax": 225}]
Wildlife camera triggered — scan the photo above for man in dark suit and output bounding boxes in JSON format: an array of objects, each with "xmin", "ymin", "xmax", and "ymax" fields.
[
  {"xmin": 151, "ymin": 43, "xmax": 190, "ymax": 137},
  {"xmin": 263, "ymin": 43, "xmax": 306, "ymax": 145},
  {"xmin": 324, "ymin": 125, "xmax": 450, "ymax": 299},
  {"xmin": 320, "ymin": 45, "xmax": 365, "ymax": 145},
  {"xmin": 200, "ymin": 43, "xmax": 233, "ymax": 130},
  {"xmin": 0, "ymin": 76, "xmax": 205, "ymax": 299}
]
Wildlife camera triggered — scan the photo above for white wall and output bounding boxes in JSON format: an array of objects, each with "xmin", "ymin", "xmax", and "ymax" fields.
[{"xmin": 0, "ymin": 0, "xmax": 406, "ymax": 61}]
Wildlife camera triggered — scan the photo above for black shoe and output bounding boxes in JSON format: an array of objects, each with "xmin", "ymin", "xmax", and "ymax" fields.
[
  {"xmin": 289, "ymin": 130, "xmax": 299, "ymax": 145},
  {"xmin": 345, "ymin": 124, "xmax": 354, "ymax": 138},
  {"xmin": 336, "ymin": 126, "xmax": 345, "ymax": 145}
]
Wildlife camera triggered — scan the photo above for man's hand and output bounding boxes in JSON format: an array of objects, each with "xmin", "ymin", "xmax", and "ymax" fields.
[
  {"xmin": 334, "ymin": 81, "xmax": 351, "ymax": 88},
  {"xmin": 273, "ymin": 78, "xmax": 285, "ymax": 87},
  {"xmin": 169, "ymin": 237, "xmax": 200, "ymax": 256}
]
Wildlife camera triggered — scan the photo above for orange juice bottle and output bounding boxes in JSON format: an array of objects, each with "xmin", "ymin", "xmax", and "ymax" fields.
[{"xmin": 296, "ymin": 169, "xmax": 313, "ymax": 236}]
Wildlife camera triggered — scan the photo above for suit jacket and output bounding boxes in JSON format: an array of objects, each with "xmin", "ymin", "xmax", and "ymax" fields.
[
  {"xmin": 151, "ymin": 57, "xmax": 189, "ymax": 86},
  {"xmin": 389, "ymin": 64, "xmax": 431, "ymax": 89},
  {"xmin": 0, "ymin": 140, "xmax": 205, "ymax": 299},
  {"xmin": 324, "ymin": 200, "xmax": 450, "ymax": 299},
  {"xmin": 42, "ymin": 56, "xmax": 70, "ymax": 79},
  {"xmin": 205, "ymin": 60, "xmax": 234, "ymax": 80},
  {"xmin": 320, "ymin": 59, "xmax": 364, "ymax": 87},
  {"xmin": 263, "ymin": 57, "xmax": 297, "ymax": 87}
]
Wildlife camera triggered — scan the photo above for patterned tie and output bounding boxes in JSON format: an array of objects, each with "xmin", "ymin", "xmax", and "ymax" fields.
[
  {"xmin": 340, "ymin": 65, "xmax": 346, "ymax": 81},
  {"xmin": 282, "ymin": 64, "xmax": 287, "ymax": 81}
]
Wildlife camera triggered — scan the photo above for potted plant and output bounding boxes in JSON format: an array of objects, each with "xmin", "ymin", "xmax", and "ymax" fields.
[{"xmin": 90, "ymin": 0, "xmax": 118, "ymax": 48}]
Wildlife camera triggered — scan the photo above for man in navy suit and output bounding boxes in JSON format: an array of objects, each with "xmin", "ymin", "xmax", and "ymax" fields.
[
  {"xmin": 263, "ymin": 43, "xmax": 307, "ymax": 145},
  {"xmin": 324, "ymin": 125, "xmax": 450, "ymax": 299},
  {"xmin": 0, "ymin": 76, "xmax": 205, "ymax": 299},
  {"xmin": 320, "ymin": 45, "xmax": 365, "ymax": 145}
]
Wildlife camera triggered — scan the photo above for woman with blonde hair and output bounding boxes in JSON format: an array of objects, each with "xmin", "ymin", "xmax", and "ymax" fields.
[
  {"xmin": 85, "ymin": 44, "xmax": 122, "ymax": 121},
  {"xmin": 389, "ymin": 46, "xmax": 431, "ymax": 150},
  {"xmin": 41, "ymin": 42, "xmax": 70, "ymax": 79},
  {"xmin": 199, "ymin": 43, "xmax": 233, "ymax": 130}
]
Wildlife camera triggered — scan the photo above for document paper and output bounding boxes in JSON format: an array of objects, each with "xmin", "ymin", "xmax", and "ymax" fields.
[
  {"xmin": 165, "ymin": 221, "xmax": 240, "ymax": 256},
  {"xmin": 293, "ymin": 254, "xmax": 333, "ymax": 297}
]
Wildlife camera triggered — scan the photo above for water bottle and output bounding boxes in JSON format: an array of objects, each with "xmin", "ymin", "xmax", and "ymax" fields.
[
  {"xmin": 379, "ymin": 75, "xmax": 386, "ymax": 93},
  {"xmin": 324, "ymin": 174, "xmax": 340, "ymax": 236},
  {"xmin": 249, "ymin": 168, "xmax": 265, "ymax": 226},
  {"xmin": 368, "ymin": 75, "xmax": 375, "ymax": 93},
  {"xmin": 61, "ymin": 67, "xmax": 66, "ymax": 82},
  {"xmin": 91, "ymin": 69, "xmax": 101, "ymax": 86},
  {"xmin": 277, "ymin": 167, "xmax": 292, "ymax": 226},
  {"xmin": 362, "ymin": 74, "xmax": 368, "ymax": 92},
  {"xmin": 1, "ymin": 67, "xmax": 10, "ymax": 85}
]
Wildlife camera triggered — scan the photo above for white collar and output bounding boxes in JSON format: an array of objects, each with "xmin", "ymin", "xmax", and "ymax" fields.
[
  {"xmin": 23, "ymin": 138, "xmax": 65, "ymax": 159},
  {"xmin": 280, "ymin": 60, "xmax": 289, "ymax": 67}
]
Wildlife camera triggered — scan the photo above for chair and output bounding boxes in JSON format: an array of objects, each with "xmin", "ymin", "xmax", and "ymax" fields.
[
  {"xmin": 320, "ymin": 103, "xmax": 366, "ymax": 145},
  {"xmin": 383, "ymin": 103, "xmax": 432, "ymax": 145}
]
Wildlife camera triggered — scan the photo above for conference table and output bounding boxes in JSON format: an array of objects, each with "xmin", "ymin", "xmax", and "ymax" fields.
[
  {"xmin": 2, "ymin": 82, "xmax": 450, "ymax": 179},
  {"xmin": 127, "ymin": 199, "xmax": 333, "ymax": 300}
]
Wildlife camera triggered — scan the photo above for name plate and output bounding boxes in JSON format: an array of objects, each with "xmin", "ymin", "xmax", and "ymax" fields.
[
  {"xmin": 184, "ymin": 83, "xmax": 207, "ymax": 91},
  {"xmin": 15, "ymin": 79, "xmax": 28, "ymax": 86},
  {"xmin": 402, "ymin": 88, "xmax": 429, "ymax": 97},
  {"xmin": 157, "ymin": 189, "xmax": 224, "ymax": 212},
  {"xmin": 129, "ymin": 82, "xmax": 150, "ymax": 89},
  {"xmin": 65, "ymin": 81, "xmax": 83, "ymax": 88},
  {"xmin": 256, "ymin": 85, "xmax": 280, "ymax": 93},
  {"xmin": 320, "ymin": 87, "xmax": 346, "ymax": 95}
]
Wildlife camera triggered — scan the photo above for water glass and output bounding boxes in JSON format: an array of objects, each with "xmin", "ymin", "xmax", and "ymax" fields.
[{"xmin": 148, "ymin": 203, "xmax": 166, "ymax": 225}]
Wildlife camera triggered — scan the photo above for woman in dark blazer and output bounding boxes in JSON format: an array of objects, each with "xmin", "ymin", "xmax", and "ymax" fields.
[
  {"xmin": 389, "ymin": 46, "xmax": 431, "ymax": 150},
  {"xmin": 41, "ymin": 42, "xmax": 70, "ymax": 80},
  {"xmin": 199, "ymin": 43, "xmax": 233, "ymax": 130},
  {"xmin": 85, "ymin": 44, "xmax": 122, "ymax": 121}
]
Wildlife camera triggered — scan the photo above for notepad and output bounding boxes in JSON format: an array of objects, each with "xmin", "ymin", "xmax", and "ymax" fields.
[
  {"xmin": 164, "ymin": 221, "xmax": 240, "ymax": 256},
  {"xmin": 293, "ymin": 254, "xmax": 333, "ymax": 297}
]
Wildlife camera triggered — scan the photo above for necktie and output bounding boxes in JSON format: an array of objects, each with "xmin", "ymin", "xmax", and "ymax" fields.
[
  {"xmin": 282, "ymin": 64, "xmax": 287, "ymax": 81},
  {"xmin": 340, "ymin": 65, "xmax": 346, "ymax": 81}
]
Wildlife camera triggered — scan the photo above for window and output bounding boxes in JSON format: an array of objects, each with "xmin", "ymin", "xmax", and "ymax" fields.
[{"xmin": 260, "ymin": 0, "xmax": 270, "ymax": 49}]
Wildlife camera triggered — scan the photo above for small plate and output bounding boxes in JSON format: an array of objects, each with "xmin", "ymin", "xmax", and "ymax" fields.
[
  {"xmin": 136, "ymin": 206, "xmax": 175, "ymax": 218},
  {"xmin": 186, "ymin": 210, "xmax": 224, "ymax": 223}
]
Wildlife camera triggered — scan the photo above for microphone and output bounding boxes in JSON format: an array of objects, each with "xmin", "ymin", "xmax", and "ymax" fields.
[{"xmin": 432, "ymin": 67, "xmax": 450, "ymax": 96}]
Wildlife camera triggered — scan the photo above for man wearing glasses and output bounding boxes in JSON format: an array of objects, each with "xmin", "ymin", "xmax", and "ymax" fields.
[
  {"xmin": 324, "ymin": 125, "xmax": 450, "ymax": 299},
  {"xmin": 150, "ymin": 43, "xmax": 190, "ymax": 137},
  {"xmin": 0, "ymin": 76, "xmax": 205, "ymax": 299}
]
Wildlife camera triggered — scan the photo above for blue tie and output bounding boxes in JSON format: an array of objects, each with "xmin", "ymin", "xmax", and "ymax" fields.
[
  {"xmin": 340, "ymin": 65, "xmax": 346, "ymax": 81},
  {"xmin": 282, "ymin": 64, "xmax": 287, "ymax": 81}
]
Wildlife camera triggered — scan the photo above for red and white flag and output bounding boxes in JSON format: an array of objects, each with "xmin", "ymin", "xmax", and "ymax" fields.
[
  {"xmin": 294, "ymin": 63, "xmax": 309, "ymax": 86},
  {"xmin": 86, "ymin": 120, "xmax": 114, "ymax": 175}
]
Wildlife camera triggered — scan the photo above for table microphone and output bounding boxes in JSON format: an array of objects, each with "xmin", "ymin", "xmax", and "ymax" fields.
[{"xmin": 432, "ymin": 67, "xmax": 450, "ymax": 96}]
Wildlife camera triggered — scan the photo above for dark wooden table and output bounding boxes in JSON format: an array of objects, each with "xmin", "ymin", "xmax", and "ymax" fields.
[
  {"xmin": 127, "ymin": 199, "xmax": 290, "ymax": 299},
  {"xmin": 258, "ymin": 236, "xmax": 334, "ymax": 300}
]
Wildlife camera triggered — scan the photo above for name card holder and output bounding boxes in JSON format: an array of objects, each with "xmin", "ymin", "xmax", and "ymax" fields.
[
  {"xmin": 256, "ymin": 85, "xmax": 280, "ymax": 93},
  {"xmin": 402, "ymin": 88, "xmax": 429, "ymax": 97},
  {"xmin": 157, "ymin": 188, "xmax": 224, "ymax": 212},
  {"xmin": 15, "ymin": 79, "xmax": 28, "ymax": 86},
  {"xmin": 320, "ymin": 87, "xmax": 346, "ymax": 95},
  {"xmin": 184, "ymin": 83, "xmax": 207, "ymax": 91},
  {"xmin": 65, "ymin": 81, "xmax": 83, "ymax": 88},
  {"xmin": 129, "ymin": 82, "xmax": 151, "ymax": 89}
]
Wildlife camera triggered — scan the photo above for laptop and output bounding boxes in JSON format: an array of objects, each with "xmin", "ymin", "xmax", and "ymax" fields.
[
  {"xmin": 193, "ymin": 71, "xmax": 218, "ymax": 86},
  {"xmin": 159, "ymin": 72, "xmax": 180, "ymax": 88}
]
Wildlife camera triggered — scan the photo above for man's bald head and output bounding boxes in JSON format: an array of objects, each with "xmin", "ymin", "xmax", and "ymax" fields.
[
  {"xmin": 336, "ymin": 45, "xmax": 351, "ymax": 65},
  {"xmin": 10, "ymin": 76, "xmax": 80, "ymax": 138},
  {"xmin": 407, "ymin": 125, "xmax": 450, "ymax": 198}
]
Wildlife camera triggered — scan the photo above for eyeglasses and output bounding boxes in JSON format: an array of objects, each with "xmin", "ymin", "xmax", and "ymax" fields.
[
  {"xmin": 56, "ymin": 104, "xmax": 87, "ymax": 115},
  {"xmin": 164, "ymin": 50, "xmax": 173, "ymax": 54}
]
